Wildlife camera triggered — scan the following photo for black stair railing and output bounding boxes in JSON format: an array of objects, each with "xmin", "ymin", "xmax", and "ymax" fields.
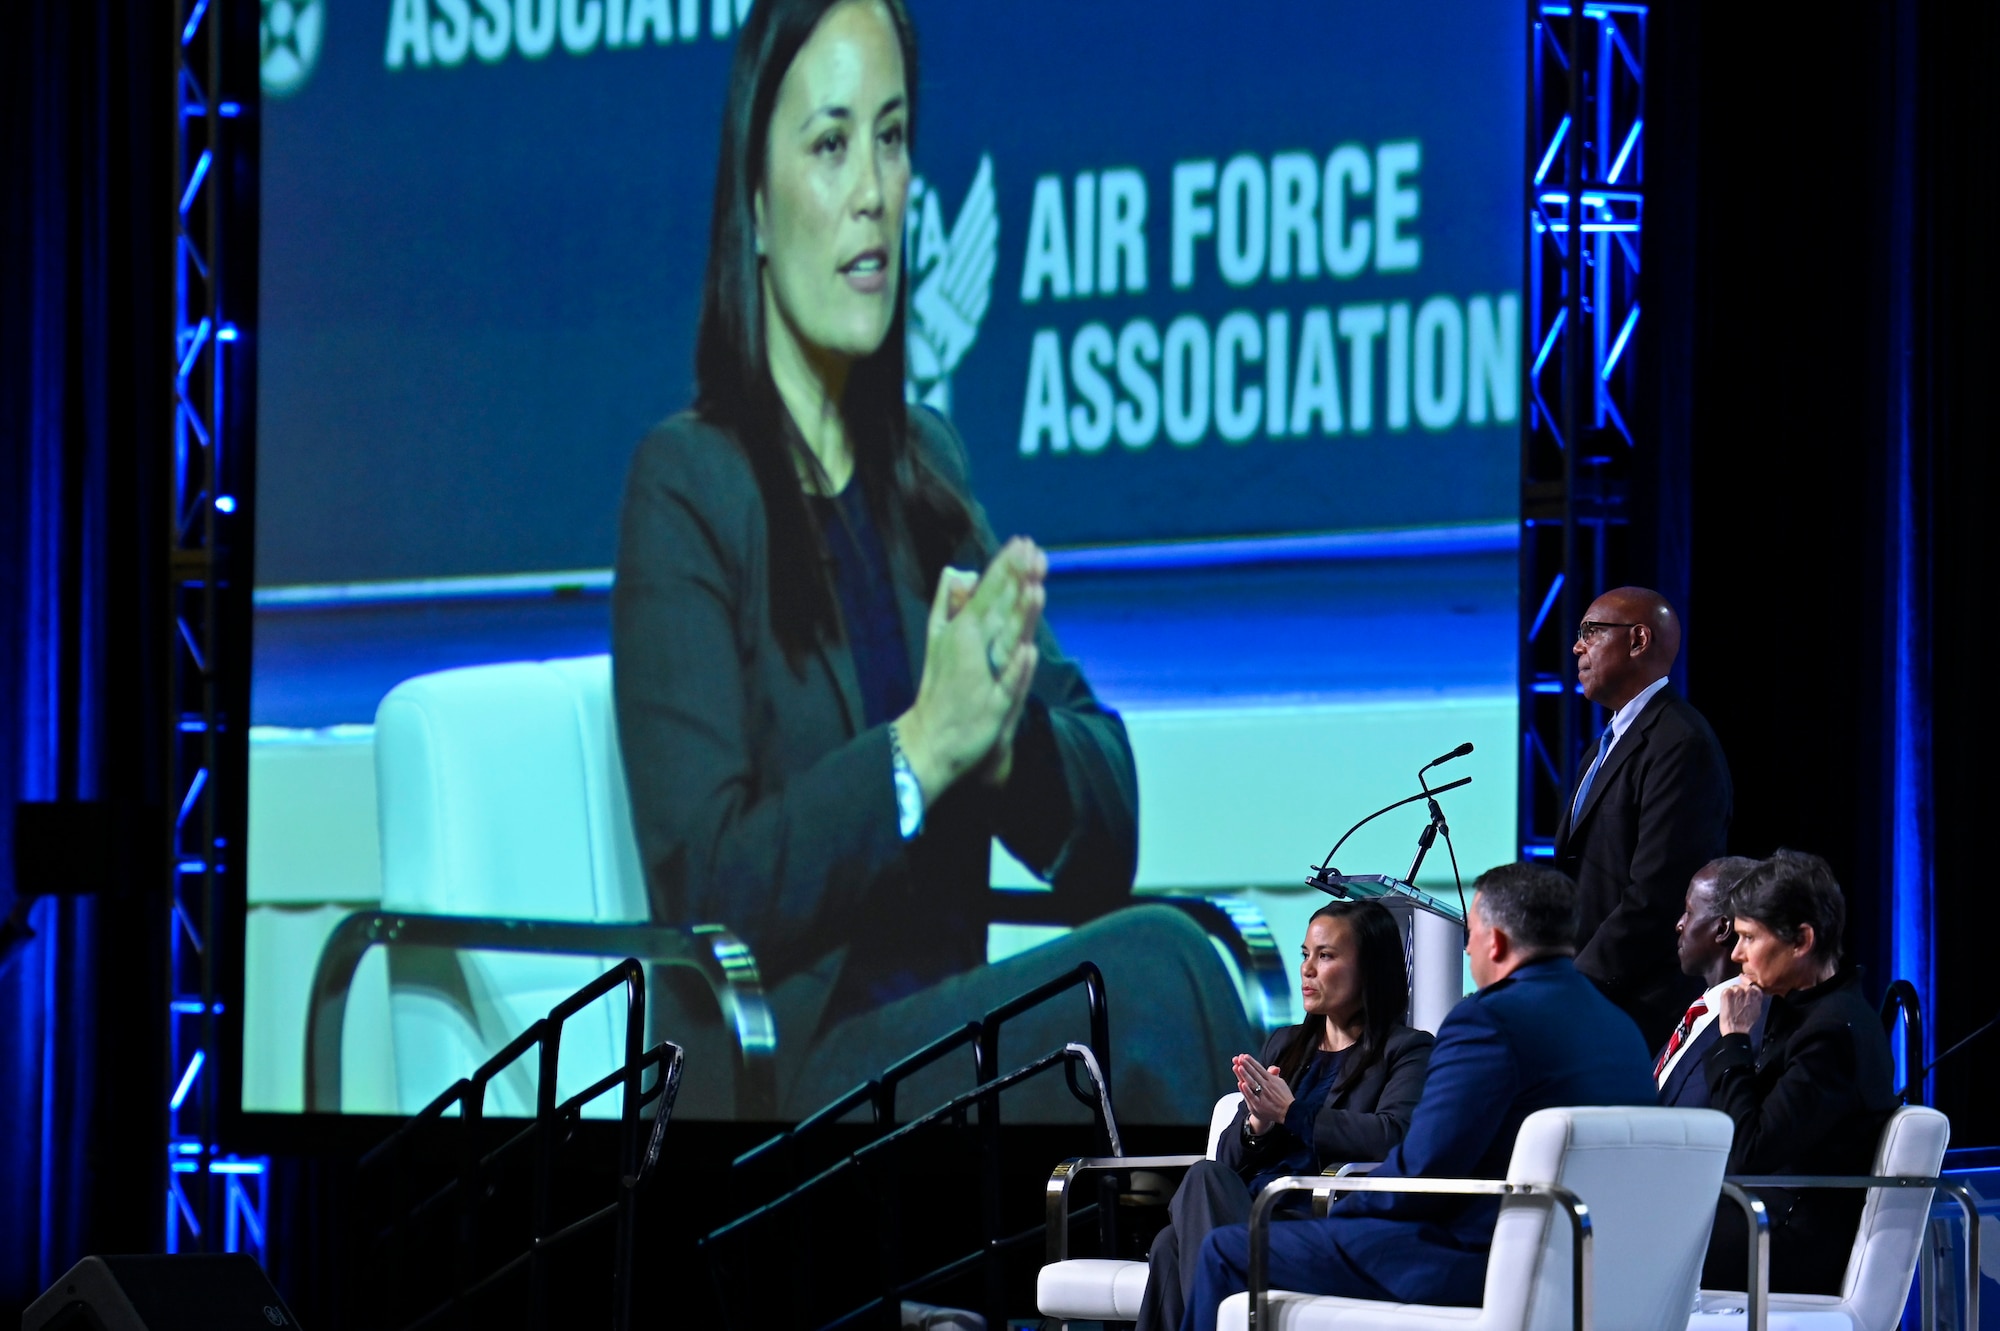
[
  {"xmin": 356, "ymin": 957, "xmax": 683, "ymax": 1331},
  {"xmin": 702, "ymin": 962, "xmax": 1120, "ymax": 1330}
]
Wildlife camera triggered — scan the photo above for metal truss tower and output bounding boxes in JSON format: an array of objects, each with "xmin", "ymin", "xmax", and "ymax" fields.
[
  {"xmin": 1520, "ymin": 0, "xmax": 1647, "ymax": 856},
  {"xmin": 169, "ymin": 0, "xmax": 265, "ymax": 1259}
]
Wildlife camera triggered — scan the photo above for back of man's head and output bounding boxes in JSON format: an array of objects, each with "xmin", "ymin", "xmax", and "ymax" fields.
[
  {"xmin": 1698, "ymin": 856, "xmax": 1763, "ymax": 896},
  {"xmin": 1690, "ymin": 855, "xmax": 1763, "ymax": 930},
  {"xmin": 1472, "ymin": 862, "xmax": 1580, "ymax": 957}
]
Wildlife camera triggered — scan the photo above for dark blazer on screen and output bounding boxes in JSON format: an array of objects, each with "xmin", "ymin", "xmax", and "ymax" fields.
[
  {"xmin": 611, "ymin": 409, "xmax": 1138, "ymax": 1035},
  {"xmin": 1555, "ymin": 685, "xmax": 1733, "ymax": 1046},
  {"xmin": 1702, "ymin": 965, "xmax": 1896, "ymax": 1294},
  {"xmin": 1215, "ymin": 1024, "xmax": 1436, "ymax": 1177}
]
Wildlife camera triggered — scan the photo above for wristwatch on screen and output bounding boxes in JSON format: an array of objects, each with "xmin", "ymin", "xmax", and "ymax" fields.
[{"xmin": 887, "ymin": 722, "xmax": 925, "ymax": 840}]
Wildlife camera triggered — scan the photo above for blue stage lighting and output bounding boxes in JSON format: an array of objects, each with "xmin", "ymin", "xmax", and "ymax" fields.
[{"xmin": 169, "ymin": 1050, "xmax": 204, "ymax": 1111}]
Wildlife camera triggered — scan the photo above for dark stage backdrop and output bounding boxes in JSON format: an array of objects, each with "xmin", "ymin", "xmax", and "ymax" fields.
[
  {"xmin": 2, "ymin": 1, "xmax": 174, "ymax": 1317},
  {"xmin": 1639, "ymin": 0, "xmax": 2000, "ymax": 1141}
]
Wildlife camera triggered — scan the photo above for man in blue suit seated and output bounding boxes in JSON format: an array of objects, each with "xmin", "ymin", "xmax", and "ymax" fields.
[
  {"xmin": 1655, "ymin": 856, "xmax": 1766, "ymax": 1108},
  {"xmin": 1182, "ymin": 862, "xmax": 1657, "ymax": 1331}
]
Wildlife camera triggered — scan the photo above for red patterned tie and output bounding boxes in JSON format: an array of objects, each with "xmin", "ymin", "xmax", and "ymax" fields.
[{"xmin": 1653, "ymin": 996, "xmax": 1710, "ymax": 1080}]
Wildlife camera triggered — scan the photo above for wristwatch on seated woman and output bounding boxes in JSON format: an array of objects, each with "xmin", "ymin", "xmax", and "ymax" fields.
[{"xmin": 888, "ymin": 721, "xmax": 925, "ymax": 840}]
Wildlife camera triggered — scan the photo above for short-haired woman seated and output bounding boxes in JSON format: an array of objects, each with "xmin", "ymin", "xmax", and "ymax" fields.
[
  {"xmin": 1703, "ymin": 850, "xmax": 1898, "ymax": 1294},
  {"xmin": 1134, "ymin": 899, "xmax": 1435, "ymax": 1331}
]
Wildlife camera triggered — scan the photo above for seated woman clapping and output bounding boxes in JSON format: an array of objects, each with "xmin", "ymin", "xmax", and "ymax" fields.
[
  {"xmin": 1134, "ymin": 899, "xmax": 1435, "ymax": 1331},
  {"xmin": 1702, "ymin": 850, "xmax": 1898, "ymax": 1294}
]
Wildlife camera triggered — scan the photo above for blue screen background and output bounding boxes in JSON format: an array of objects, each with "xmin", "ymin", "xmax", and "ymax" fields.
[{"xmin": 254, "ymin": 0, "xmax": 1524, "ymax": 586}]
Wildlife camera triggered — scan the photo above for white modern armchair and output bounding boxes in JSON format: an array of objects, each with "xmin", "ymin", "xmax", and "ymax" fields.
[
  {"xmin": 1691, "ymin": 1105, "xmax": 1976, "ymax": 1331},
  {"xmin": 1037, "ymin": 1093, "xmax": 1244, "ymax": 1325},
  {"xmin": 1220, "ymin": 1106, "xmax": 1737, "ymax": 1331}
]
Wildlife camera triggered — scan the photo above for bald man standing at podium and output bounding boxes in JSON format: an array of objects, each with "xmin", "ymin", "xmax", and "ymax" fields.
[{"xmin": 1556, "ymin": 588, "xmax": 1733, "ymax": 1048}]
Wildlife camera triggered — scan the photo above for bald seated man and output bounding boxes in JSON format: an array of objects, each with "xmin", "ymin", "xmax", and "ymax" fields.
[
  {"xmin": 1655, "ymin": 856, "xmax": 1765, "ymax": 1108},
  {"xmin": 1556, "ymin": 587, "xmax": 1733, "ymax": 1047}
]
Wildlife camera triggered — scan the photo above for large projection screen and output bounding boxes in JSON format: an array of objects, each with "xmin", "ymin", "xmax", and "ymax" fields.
[{"xmin": 245, "ymin": 0, "xmax": 1524, "ymax": 1124}]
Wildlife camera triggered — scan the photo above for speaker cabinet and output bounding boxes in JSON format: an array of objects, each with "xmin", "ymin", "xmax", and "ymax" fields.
[{"xmin": 23, "ymin": 1255, "xmax": 301, "ymax": 1331}]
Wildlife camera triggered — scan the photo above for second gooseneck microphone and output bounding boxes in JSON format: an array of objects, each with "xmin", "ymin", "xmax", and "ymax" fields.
[{"xmin": 1420, "ymin": 741, "xmax": 1475, "ymax": 778}]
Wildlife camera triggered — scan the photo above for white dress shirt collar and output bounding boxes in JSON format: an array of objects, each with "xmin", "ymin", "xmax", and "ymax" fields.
[
  {"xmin": 1605, "ymin": 674, "xmax": 1671, "ymax": 749},
  {"xmin": 1656, "ymin": 973, "xmax": 1747, "ymax": 1087}
]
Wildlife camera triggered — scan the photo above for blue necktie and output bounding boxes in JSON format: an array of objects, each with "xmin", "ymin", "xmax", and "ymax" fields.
[{"xmin": 1571, "ymin": 727, "xmax": 1616, "ymax": 822}]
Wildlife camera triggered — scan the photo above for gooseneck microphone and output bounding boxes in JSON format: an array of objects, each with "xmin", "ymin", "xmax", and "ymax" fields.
[
  {"xmin": 1406, "ymin": 744, "xmax": 1473, "ymax": 905},
  {"xmin": 1312, "ymin": 775, "xmax": 1473, "ymax": 875},
  {"xmin": 1309, "ymin": 743, "xmax": 1476, "ymax": 930},
  {"xmin": 1419, "ymin": 789, "xmax": 1468, "ymax": 923},
  {"xmin": 1420, "ymin": 741, "xmax": 1475, "ymax": 778}
]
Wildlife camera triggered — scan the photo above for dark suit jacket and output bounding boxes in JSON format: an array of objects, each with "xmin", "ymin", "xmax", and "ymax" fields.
[
  {"xmin": 1655, "ymin": 993, "xmax": 1765, "ymax": 1109},
  {"xmin": 1314, "ymin": 957, "xmax": 1656, "ymax": 1306},
  {"xmin": 1215, "ymin": 1025, "xmax": 1435, "ymax": 1179},
  {"xmin": 1702, "ymin": 966, "xmax": 1896, "ymax": 1294},
  {"xmin": 610, "ymin": 409, "xmax": 1138, "ymax": 1035},
  {"xmin": 1555, "ymin": 685, "xmax": 1733, "ymax": 1046}
]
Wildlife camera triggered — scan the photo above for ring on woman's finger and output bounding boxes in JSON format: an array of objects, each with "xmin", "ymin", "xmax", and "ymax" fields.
[
  {"xmin": 985, "ymin": 637, "xmax": 1008, "ymax": 680},
  {"xmin": 1248, "ymin": 1080, "xmax": 1265, "ymax": 1097}
]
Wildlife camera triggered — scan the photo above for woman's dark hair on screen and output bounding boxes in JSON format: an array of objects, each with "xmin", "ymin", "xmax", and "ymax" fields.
[
  {"xmin": 693, "ymin": 0, "xmax": 973, "ymax": 668},
  {"xmin": 1273, "ymin": 899, "xmax": 1410, "ymax": 1096},
  {"xmin": 1723, "ymin": 849, "xmax": 1846, "ymax": 961}
]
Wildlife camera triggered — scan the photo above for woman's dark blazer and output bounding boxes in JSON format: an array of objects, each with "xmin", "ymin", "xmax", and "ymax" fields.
[
  {"xmin": 611, "ymin": 408, "xmax": 1138, "ymax": 1031},
  {"xmin": 1703, "ymin": 964, "xmax": 1896, "ymax": 1294},
  {"xmin": 1215, "ymin": 1024, "xmax": 1436, "ymax": 1175}
]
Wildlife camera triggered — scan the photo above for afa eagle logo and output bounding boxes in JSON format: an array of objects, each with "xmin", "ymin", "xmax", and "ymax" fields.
[
  {"xmin": 261, "ymin": 0, "xmax": 325, "ymax": 97},
  {"xmin": 905, "ymin": 155, "xmax": 998, "ymax": 416}
]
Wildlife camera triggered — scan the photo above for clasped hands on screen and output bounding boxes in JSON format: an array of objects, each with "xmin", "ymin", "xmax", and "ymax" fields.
[
  {"xmin": 894, "ymin": 536, "xmax": 1046, "ymax": 803},
  {"xmin": 1232, "ymin": 1052, "xmax": 1295, "ymax": 1136}
]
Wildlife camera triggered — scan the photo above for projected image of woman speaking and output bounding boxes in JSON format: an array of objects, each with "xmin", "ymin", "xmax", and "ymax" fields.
[{"xmin": 611, "ymin": 0, "xmax": 1255, "ymax": 1121}]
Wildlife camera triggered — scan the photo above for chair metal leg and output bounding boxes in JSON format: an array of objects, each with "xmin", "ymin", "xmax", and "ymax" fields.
[
  {"xmin": 1921, "ymin": 1216, "xmax": 1939, "ymax": 1331},
  {"xmin": 1718, "ymin": 1183, "xmax": 1769, "ymax": 1331},
  {"xmin": 1939, "ymin": 1181, "xmax": 1981, "ymax": 1331}
]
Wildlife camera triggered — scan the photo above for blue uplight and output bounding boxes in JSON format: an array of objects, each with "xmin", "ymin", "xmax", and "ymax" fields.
[
  {"xmin": 170, "ymin": 1050, "xmax": 205, "ymax": 1111},
  {"xmin": 1602, "ymin": 305, "xmax": 1641, "ymax": 380},
  {"xmin": 1529, "ymin": 573, "xmax": 1566, "ymax": 641},
  {"xmin": 1534, "ymin": 117, "xmax": 1570, "ymax": 186},
  {"xmin": 1608, "ymin": 119, "xmax": 1643, "ymax": 183}
]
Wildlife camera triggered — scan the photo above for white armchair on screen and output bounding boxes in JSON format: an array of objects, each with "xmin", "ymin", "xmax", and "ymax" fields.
[
  {"xmin": 302, "ymin": 654, "xmax": 1295, "ymax": 1123},
  {"xmin": 1690, "ymin": 1104, "xmax": 1973, "ymax": 1331},
  {"xmin": 302, "ymin": 657, "xmax": 778, "ymax": 1119},
  {"xmin": 1219, "ymin": 1105, "xmax": 1736, "ymax": 1331}
]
